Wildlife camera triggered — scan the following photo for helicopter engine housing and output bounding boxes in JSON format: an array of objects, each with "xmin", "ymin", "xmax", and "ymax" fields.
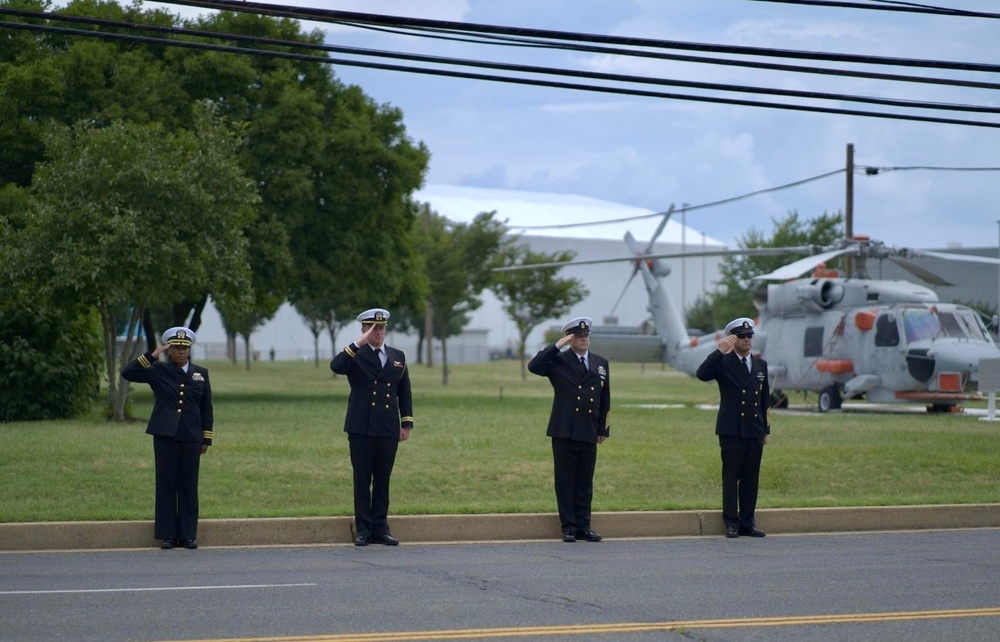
[{"xmin": 766, "ymin": 279, "xmax": 845, "ymax": 315}]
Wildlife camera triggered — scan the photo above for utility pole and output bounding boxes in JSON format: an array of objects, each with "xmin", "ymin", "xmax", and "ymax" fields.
[
  {"xmin": 681, "ymin": 203, "xmax": 688, "ymax": 314},
  {"xmin": 422, "ymin": 207, "xmax": 434, "ymax": 368},
  {"xmin": 845, "ymin": 143, "xmax": 854, "ymax": 276}
]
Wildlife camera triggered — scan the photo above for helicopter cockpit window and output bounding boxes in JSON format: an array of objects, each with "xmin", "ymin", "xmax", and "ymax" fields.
[
  {"xmin": 955, "ymin": 310, "xmax": 990, "ymax": 342},
  {"xmin": 902, "ymin": 310, "xmax": 942, "ymax": 342},
  {"xmin": 874, "ymin": 314, "xmax": 899, "ymax": 347},
  {"xmin": 937, "ymin": 312, "xmax": 964, "ymax": 338}
]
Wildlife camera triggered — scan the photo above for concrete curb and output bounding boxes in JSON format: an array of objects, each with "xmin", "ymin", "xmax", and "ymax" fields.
[{"xmin": 2, "ymin": 504, "xmax": 998, "ymax": 551}]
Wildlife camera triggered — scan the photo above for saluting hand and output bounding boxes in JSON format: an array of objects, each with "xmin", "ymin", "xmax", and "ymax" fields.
[
  {"xmin": 152, "ymin": 344, "xmax": 169, "ymax": 358},
  {"xmin": 555, "ymin": 334, "xmax": 573, "ymax": 349},
  {"xmin": 718, "ymin": 334, "xmax": 737, "ymax": 354},
  {"xmin": 355, "ymin": 324, "xmax": 377, "ymax": 347}
]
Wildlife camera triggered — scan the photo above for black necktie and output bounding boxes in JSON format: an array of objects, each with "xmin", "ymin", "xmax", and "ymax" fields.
[
  {"xmin": 741, "ymin": 356, "xmax": 748, "ymax": 372},
  {"xmin": 580, "ymin": 356, "xmax": 587, "ymax": 370}
]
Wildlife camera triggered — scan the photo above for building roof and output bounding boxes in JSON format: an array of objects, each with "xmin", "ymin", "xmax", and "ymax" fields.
[{"xmin": 414, "ymin": 184, "xmax": 726, "ymax": 247}]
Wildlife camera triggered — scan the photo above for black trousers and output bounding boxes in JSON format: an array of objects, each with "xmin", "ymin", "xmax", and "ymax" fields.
[
  {"xmin": 551, "ymin": 437, "xmax": 597, "ymax": 533},
  {"xmin": 152, "ymin": 436, "xmax": 202, "ymax": 541},
  {"xmin": 348, "ymin": 432, "xmax": 399, "ymax": 537},
  {"xmin": 719, "ymin": 435, "xmax": 764, "ymax": 530}
]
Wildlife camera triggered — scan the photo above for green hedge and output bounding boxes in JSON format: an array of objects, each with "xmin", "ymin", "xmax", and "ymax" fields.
[{"xmin": 0, "ymin": 300, "xmax": 102, "ymax": 422}]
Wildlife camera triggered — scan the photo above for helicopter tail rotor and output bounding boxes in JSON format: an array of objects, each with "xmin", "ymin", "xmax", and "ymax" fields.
[{"xmin": 608, "ymin": 207, "xmax": 676, "ymax": 316}]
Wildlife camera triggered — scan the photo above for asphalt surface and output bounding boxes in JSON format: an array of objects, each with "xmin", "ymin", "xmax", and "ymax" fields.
[{"xmin": 2, "ymin": 528, "xmax": 998, "ymax": 642}]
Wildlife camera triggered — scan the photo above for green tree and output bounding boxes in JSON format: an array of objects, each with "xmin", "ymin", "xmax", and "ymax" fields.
[
  {"xmin": 0, "ymin": 185, "xmax": 103, "ymax": 421},
  {"xmin": 287, "ymin": 89, "xmax": 429, "ymax": 352},
  {"xmin": 293, "ymin": 292, "xmax": 358, "ymax": 368},
  {"xmin": 0, "ymin": 295, "xmax": 103, "ymax": 422},
  {"xmin": 491, "ymin": 245, "xmax": 589, "ymax": 379},
  {"xmin": 16, "ymin": 109, "xmax": 258, "ymax": 420},
  {"xmin": 418, "ymin": 207, "xmax": 509, "ymax": 385},
  {"xmin": 2, "ymin": 0, "xmax": 432, "ymax": 380},
  {"xmin": 690, "ymin": 210, "xmax": 844, "ymax": 331}
]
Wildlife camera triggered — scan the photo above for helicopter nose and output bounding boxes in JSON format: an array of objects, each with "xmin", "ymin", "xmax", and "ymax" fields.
[{"xmin": 911, "ymin": 342, "xmax": 1000, "ymax": 391}]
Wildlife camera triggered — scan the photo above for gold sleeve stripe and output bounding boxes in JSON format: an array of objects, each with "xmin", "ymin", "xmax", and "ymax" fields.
[
  {"xmin": 344, "ymin": 345, "xmax": 356, "ymax": 358},
  {"xmin": 605, "ymin": 411, "xmax": 612, "ymax": 429},
  {"xmin": 203, "ymin": 430, "xmax": 214, "ymax": 439},
  {"xmin": 138, "ymin": 354, "xmax": 151, "ymax": 368},
  {"xmin": 400, "ymin": 416, "xmax": 414, "ymax": 422}
]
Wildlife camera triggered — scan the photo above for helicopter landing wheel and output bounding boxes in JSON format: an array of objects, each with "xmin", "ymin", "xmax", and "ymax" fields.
[{"xmin": 818, "ymin": 385, "xmax": 842, "ymax": 412}]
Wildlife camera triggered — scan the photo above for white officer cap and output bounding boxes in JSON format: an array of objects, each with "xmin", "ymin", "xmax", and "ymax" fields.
[
  {"xmin": 724, "ymin": 317, "xmax": 755, "ymax": 336},
  {"xmin": 357, "ymin": 308, "xmax": 390, "ymax": 325},
  {"xmin": 561, "ymin": 316, "xmax": 593, "ymax": 336},
  {"xmin": 162, "ymin": 326, "xmax": 196, "ymax": 346}
]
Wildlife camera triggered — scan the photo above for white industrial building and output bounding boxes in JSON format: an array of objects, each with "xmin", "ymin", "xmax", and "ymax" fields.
[{"xmin": 192, "ymin": 185, "xmax": 726, "ymax": 363}]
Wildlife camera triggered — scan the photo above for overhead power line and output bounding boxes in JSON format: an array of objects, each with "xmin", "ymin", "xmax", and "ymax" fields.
[
  {"xmin": 511, "ymin": 169, "xmax": 846, "ymax": 231},
  {"xmin": 740, "ymin": 0, "xmax": 1000, "ymax": 19},
  {"xmin": 2, "ymin": 9, "xmax": 995, "ymax": 118},
  {"xmin": 161, "ymin": 0, "xmax": 1000, "ymax": 73},
  {"xmin": 9, "ymin": 6, "xmax": 1000, "ymax": 96},
  {"xmin": 494, "ymin": 163, "xmax": 1000, "ymax": 232},
  {"xmin": 328, "ymin": 21, "xmax": 1000, "ymax": 93},
  {"xmin": 4, "ymin": 16, "xmax": 997, "ymax": 130}
]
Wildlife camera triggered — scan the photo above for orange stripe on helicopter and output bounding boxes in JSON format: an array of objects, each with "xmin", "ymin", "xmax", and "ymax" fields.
[{"xmin": 815, "ymin": 359, "xmax": 854, "ymax": 374}]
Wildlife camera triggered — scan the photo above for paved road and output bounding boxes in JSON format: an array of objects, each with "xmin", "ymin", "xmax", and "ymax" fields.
[{"xmin": 2, "ymin": 529, "xmax": 998, "ymax": 642}]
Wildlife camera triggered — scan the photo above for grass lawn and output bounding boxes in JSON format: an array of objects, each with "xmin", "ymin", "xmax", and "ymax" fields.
[{"xmin": 1, "ymin": 359, "xmax": 998, "ymax": 522}]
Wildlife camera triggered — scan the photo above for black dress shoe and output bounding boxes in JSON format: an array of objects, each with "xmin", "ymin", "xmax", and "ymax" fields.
[
  {"xmin": 562, "ymin": 531, "xmax": 577, "ymax": 543},
  {"xmin": 373, "ymin": 533, "xmax": 400, "ymax": 546},
  {"xmin": 160, "ymin": 539, "xmax": 175, "ymax": 549},
  {"xmin": 180, "ymin": 539, "xmax": 198, "ymax": 549},
  {"xmin": 725, "ymin": 526, "xmax": 740, "ymax": 538},
  {"xmin": 354, "ymin": 534, "xmax": 371, "ymax": 547},
  {"xmin": 739, "ymin": 527, "xmax": 766, "ymax": 538},
  {"xmin": 577, "ymin": 529, "xmax": 603, "ymax": 542}
]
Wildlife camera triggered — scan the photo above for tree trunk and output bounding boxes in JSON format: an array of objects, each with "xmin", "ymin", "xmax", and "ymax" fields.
[
  {"xmin": 424, "ymin": 304, "xmax": 434, "ymax": 368},
  {"xmin": 243, "ymin": 334, "xmax": 252, "ymax": 371},
  {"xmin": 104, "ymin": 303, "xmax": 145, "ymax": 422},
  {"xmin": 438, "ymin": 322, "xmax": 449, "ymax": 385},
  {"xmin": 519, "ymin": 336, "xmax": 529, "ymax": 380},
  {"xmin": 142, "ymin": 307, "xmax": 156, "ymax": 353}
]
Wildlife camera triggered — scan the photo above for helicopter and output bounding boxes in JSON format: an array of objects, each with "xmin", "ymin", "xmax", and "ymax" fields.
[{"xmin": 504, "ymin": 211, "xmax": 1000, "ymax": 412}]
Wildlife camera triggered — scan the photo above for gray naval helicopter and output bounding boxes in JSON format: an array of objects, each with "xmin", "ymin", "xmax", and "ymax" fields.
[{"xmin": 510, "ymin": 210, "xmax": 1000, "ymax": 412}]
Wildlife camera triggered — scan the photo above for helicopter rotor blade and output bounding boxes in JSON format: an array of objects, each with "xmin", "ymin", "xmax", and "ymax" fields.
[
  {"xmin": 888, "ymin": 257, "xmax": 953, "ymax": 286},
  {"xmin": 754, "ymin": 248, "xmax": 853, "ymax": 281},
  {"xmin": 492, "ymin": 246, "xmax": 821, "ymax": 272},
  {"xmin": 918, "ymin": 250, "xmax": 1000, "ymax": 266},
  {"xmin": 644, "ymin": 204, "xmax": 675, "ymax": 254},
  {"xmin": 609, "ymin": 269, "xmax": 639, "ymax": 317}
]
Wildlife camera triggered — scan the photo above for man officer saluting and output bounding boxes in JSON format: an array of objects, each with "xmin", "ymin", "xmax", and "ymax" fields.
[
  {"xmin": 528, "ymin": 317, "xmax": 611, "ymax": 543},
  {"xmin": 330, "ymin": 308, "xmax": 413, "ymax": 546},
  {"xmin": 696, "ymin": 317, "xmax": 770, "ymax": 539}
]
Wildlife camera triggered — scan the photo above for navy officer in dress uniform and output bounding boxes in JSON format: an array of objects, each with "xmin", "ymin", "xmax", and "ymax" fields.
[
  {"xmin": 696, "ymin": 317, "xmax": 770, "ymax": 539},
  {"xmin": 330, "ymin": 308, "xmax": 413, "ymax": 546},
  {"xmin": 121, "ymin": 327, "xmax": 213, "ymax": 550},
  {"xmin": 528, "ymin": 316, "xmax": 611, "ymax": 543}
]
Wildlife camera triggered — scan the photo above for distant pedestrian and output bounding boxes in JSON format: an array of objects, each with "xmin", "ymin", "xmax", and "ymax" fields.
[
  {"xmin": 528, "ymin": 316, "xmax": 610, "ymax": 543},
  {"xmin": 121, "ymin": 327, "xmax": 213, "ymax": 550},
  {"xmin": 330, "ymin": 308, "xmax": 413, "ymax": 546},
  {"xmin": 696, "ymin": 317, "xmax": 770, "ymax": 539},
  {"xmin": 269, "ymin": 346, "xmax": 275, "ymax": 362}
]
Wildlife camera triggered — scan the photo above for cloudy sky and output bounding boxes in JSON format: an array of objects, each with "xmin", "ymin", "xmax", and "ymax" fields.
[{"xmin": 160, "ymin": 0, "xmax": 1000, "ymax": 251}]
